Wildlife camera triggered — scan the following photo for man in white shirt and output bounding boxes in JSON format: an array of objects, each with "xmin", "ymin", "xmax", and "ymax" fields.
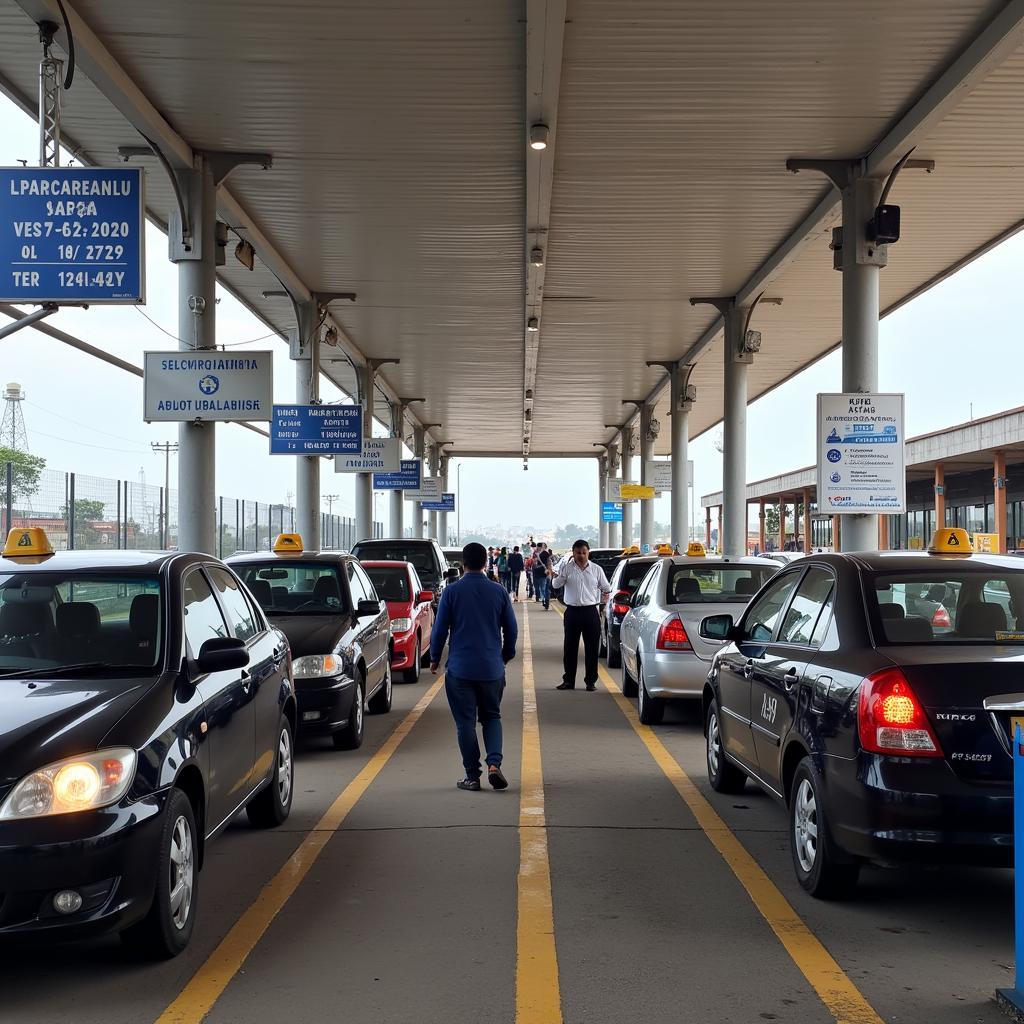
[{"xmin": 551, "ymin": 539, "xmax": 612, "ymax": 691}]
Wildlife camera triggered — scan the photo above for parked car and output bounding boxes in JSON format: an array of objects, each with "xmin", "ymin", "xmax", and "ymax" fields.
[
  {"xmin": 362, "ymin": 560, "xmax": 434, "ymax": 682},
  {"xmin": 0, "ymin": 528, "xmax": 295, "ymax": 957},
  {"xmin": 228, "ymin": 535, "xmax": 392, "ymax": 751},
  {"xmin": 619, "ymin": 553, "xmax": 779, "ymax": 724},
  {"xmin": 442, "ymin": 548, "xmax": 464, "ymax": 576},
  {"xmin": 701, "ymin": 529, "xmax": 1024, "ymax": 898},
  {"xmin": 352, "ymin": 538, "xmax": 449, "ymax": 609},
  {"xmin": 601, "ymin": 554, "xmax": 659, "ymax": 668},
  {"xmin": 764, "ymin": 551, "xmax": 805, "ymax": 566}
]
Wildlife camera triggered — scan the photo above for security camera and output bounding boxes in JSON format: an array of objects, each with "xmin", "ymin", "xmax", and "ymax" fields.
[{"xmin": 523, "ymin": 460, "xmax": 529, "ymax": 471}]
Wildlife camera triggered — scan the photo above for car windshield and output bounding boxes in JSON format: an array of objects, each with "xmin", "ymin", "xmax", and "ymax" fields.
[
  {"xmin": 364, "ymin": 567, "xmax": 410, "ymax": 602},
  {"xmin": 353, "ymin": 543, "xmax": 439, "ymax": 580},
  {"xmin": 665, "ymin": 565, "xmax": 775, "ymax": 604},
  {"xmin": 238, "ymin": 563, "xmax": 347, "ymax": 615},
  {"xmin": 0, "ymin": 573, "xmax": 163, "ymax": 674},
  {"xmin": 871, "ymin": 569, "xmax": 1024, "ymax": 643}
]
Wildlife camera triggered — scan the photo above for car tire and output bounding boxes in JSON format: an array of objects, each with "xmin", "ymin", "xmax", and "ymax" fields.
[
  {"xmin": 636, "ymin": 661, "xmax": 666, "ymax": 725},
  {"xmin": 246, "ymin": 716, "xmax": 295, "ymax": 828},
  {"xmin": 121, "ymin": 788, "xmax": 198, "ymax": 959},
  {"xmin": 790, "ymin": 757, "xmax": 860, "ymax": 900},
  {"xmin": 333, "ymin": 681, "xmax": 365, "ymax": 750},
  {"xmin": 621, "ymin": 654, "xmax": 638, "ymax": 698},
  {"xmin": 706, "ymin": 698, "xmax": 747, "ymax": 794},
  {"xmin": 368, "ymin": 660, "xmax": 393, "ymax": 714},
  {"xmin": 606, "ymin": 634, "xmax": 622, "ymax": 669},
  {"xmin": 402, "ymin": 633, "xmax": 422, "ymax": 683}
]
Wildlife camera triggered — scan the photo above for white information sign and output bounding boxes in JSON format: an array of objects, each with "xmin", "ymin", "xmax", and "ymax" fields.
[
  {"xmin": 644, "ymin": 460, "xmax": 695, "ymax": 493},
  {"xmin": 143, "ymin": 351, "xmax": 273, "ymax": 422},
  {"xmin": 334, "ymin": 437, "xmax": 401, "ymax": 473},
  {"xmin": 406, "ymin": 476, "xmax": 442, "ymax": 503},
  {"xmin": 606, "ymin": 479, "xmax": 639, "ymax": 503},
  {"xmin": 817, "ymin": 393, "xmax": 905, "ymax": 514}
]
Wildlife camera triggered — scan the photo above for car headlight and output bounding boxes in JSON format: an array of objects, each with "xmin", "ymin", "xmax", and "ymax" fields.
[
  {"xmin": 389, "ymin": 617, "xmax": 413, "ymax": 635},
  {"xmin": 292, "ymin": 654, "xmax": 344, "ymax": 678},
  {"xmin": 0, "ymin": 748, "xmax": 137, "ymax": 820}
]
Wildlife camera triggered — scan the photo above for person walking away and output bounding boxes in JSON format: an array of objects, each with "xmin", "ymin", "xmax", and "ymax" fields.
[
  {"xmin": 552, "ymin": 539, "xmax": 611, "ymax": 691},
  {"xmin": 507, "ymin": 545, "xmax": 525, "ymax": 602},
  {"xmin": 536, "ymin": 542, "xmax": 553, "ymax": 609},
  {"xmin": 487, "ymin": 546, "xmax": 497, "ymax": 581},
  {"xmin": 524, "ymin": 546, "xmax": 536, "ymax": 599},
  {"xmin": 430, "ymin": 542, "xmax": 517, "ymax": 791},
  {"xmin": 498, "ymin": 546, "xmax": 510, "ymax": 592}
]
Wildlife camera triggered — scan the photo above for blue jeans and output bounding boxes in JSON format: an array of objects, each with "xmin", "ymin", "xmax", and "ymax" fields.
[
  {"xmin": 534, "ymin": 573, "xmax": 550, "ymax": 607},
  {"xmin": 445, "ymin": 673, "xmax": 505, "ymax": 779}
]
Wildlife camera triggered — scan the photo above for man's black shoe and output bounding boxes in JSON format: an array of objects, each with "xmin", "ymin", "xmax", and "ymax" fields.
[
  {"xmin": 456, "ymin": 778, "xmax": 481, "ymax": 791},
  {"xmin": 488, "ymin": 766, "xmax": 509, "ymax": 790},
  {"xmin": 585, "ymin": 683, "xmax": 597, "ymax": 691},
  {"xmin": 556, "ymin": 681, "xmax": 575, "ymax": 690}
]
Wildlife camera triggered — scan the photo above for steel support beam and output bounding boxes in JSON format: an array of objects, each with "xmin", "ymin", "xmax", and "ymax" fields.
[
  {"xmin": 294, "ymin": 299, "xmax": 320, "ymax": 550},
  {"xmin": 390, "ymin": 400, "xmax": 405, "ymax": 538},
  {"xmin": 439, "ymin": 455, "xmax": 450, "ymax": 546},
  {"xmin": 412, "ymin": 427, "xmax": 425, "ymax": 539},
  {"xmin": 355, "ymin": 365, "xmax": 374, "ymax": 543},
  {"xmin": 722, "ymin": 308, "xmax": 750, "ymax": 558},
  {"xmin": 606, "ymin": 440, "xmax": 620, "ymax": 549},
  {"xmin": 620, "ymin": 426, "xmax": 634, "ymax": 548},
  {"xmin": 427, "ymin": 444, "xmax": 440, "ymax": 541},
  {"xmin": 597, "ymin": 456, "xmax": 609, "ymax": 548},
  {"xmin": 670, "ymin": 366, "xmax": 693, "ymax": 550},
  {"xmin": 639, "ymin": 404, "xmax": 654, "ymax": 548}
]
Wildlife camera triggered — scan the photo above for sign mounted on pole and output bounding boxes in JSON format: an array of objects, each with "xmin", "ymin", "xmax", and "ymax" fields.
[
  {"xmin": 601, "ymin": 502, "xmax": 624, "ymax": 523},
  {"xmin": 421, "ymin": 492, "xmax": 455, "ymax": 512},
  {"xmin": 645, "ymin": 459, "xmax": 696, "ymax": 494},
  {"xmin": 334, "ymin": 437, "xmax": 401, "ymax": 473},
  {"xmin": 620, "ymin": 483, "xmax": 656, "ymax": 501},
  {"xmin": 817, "ymin": 393, "xmax": 905, "ymax": 514},
  {"xmin": 0, "ymin": 167, "xmax": 145, "ymax": 303},
  {"xmin": 606, "ymin": 479, "xmax": 640, "ymax": 503},
  {"xmin": 406, "ymin": 477, "xmax": 442, "ymax": 503},
  {"xmin": 144, "ymin": 351, "xmax": 273, "ymax": 422},
  {"xmin": 269, "ymin": 404, "xmax": 362, "ymax": 454},
  {"xmin": 373, "ymin": 459, "xmax": 422, "ymax": 491}
]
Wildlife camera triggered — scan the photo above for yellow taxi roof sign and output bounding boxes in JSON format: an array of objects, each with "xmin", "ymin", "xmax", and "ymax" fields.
[
  {"xmin": 2, "ymin": 527, "xmax": 54, "ymax": 559},
  {"xmin": 928, "ymin": 527, "xmax": 972, "ymax": 555},
  {"xmin": 686, "ymin": 541, "xmax": 706, "ymax": 557},
  {"xmin": 656, "ymin": 543, "xmax": 674, "ymax": 555},
  {"xmin": 273, "ymin": 533, "xmax": 304, "ymax": 554},
  {"xmin": 622, "ymin": 545, "xmax": 641, "ymax": 555}
]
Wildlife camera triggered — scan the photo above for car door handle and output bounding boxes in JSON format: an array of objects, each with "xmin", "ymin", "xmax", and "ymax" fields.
[
  {"xmin": 743, "ymin": 659, "xmax": 755, "ymax": 680},
  {"xmin": 783, "ymin": 668, "xmax": 800, "ymax": 692}
]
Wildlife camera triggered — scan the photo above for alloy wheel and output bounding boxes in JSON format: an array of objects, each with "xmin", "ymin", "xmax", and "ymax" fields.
[
  {"xmin": 794, "ymin": 778, "xmax": 818, "ymax": 873},
  {"xmin": 277, "ymin": 727, "xmax": 293, "ymax": 807},
  {"xmin": 707, "ymin": 712, "xmax": 721, "ymax": 777},
  {"xmin": 168, "ymin": 814, "xmax": 195, "ymax": 931}
]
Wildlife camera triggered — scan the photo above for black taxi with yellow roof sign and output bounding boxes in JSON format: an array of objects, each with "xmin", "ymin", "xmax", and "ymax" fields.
[
  {"xmin": 0, "ymin": 528, "xmax": 295, "ymax": 955},
  {"xmin": 701, "ymin": 529, "xmax": 1024, "ymax": 898}
]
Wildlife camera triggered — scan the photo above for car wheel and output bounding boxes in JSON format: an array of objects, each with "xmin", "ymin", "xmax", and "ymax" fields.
[
  {"xmin": 790, "ymin": 757, "xmax": 860, "ymax": 899},
  {"xmin": 706, "ymin": 698, "xmax": 747, "ymax": 793},
  {"xmin": 121, "ymin": 788, "xmax": 198, "ymax": 959},
  {"xmin": 333, "ymin": 681, "xmax": 365, "ymax": 750},
  {"xmin": 403, "ymin": 634, "xmax": 422, "ymax": 683},
  {"xmin": 368, "ymin": 660, "xmax": 393, "ymax": 714},
  {"xmin": 636, "ymin": 661, "xmax": 666, "ymax": 725},
  {"xmin": 606, "ymin": 633, "xmax": 622, "ymax": 669},
  {"xmin": 621, "ymin": 652, "xmax": 638, "ymax": 698},
  {"xmin": 247, "ymin": 716, "xmax": 295, "ymax": 828}
]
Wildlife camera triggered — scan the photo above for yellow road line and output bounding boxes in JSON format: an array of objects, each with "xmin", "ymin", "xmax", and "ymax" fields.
[
  {"xmin": 551, "ymin": 604, "xmax": 882, "ymax": 1024},
  {"xmin": 516, "ymin": 604, "xmax": 563, "ymax": 1024},
  {"xmin": 156, "ymin": 675, "xmax": 447, "ymax": 1024}
]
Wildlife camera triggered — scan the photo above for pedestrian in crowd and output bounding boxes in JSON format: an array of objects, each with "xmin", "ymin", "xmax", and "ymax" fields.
[
  {"xmin": 551, "ymin": 539, "xmax": 611, "ymax": 691},
  {"xmin": 508, "ymin": 545, "xmax": 525, "ymax": 602},
  {"xmin": 498, "ymin": 546, "xmax": 510, "ymax": 592},
  {"xmin": 535, "ymin": 542, "xmax": 553, "ymax": 609},
  {"xmin": 430, "ymin": 542, "xmax": 517, "ymax": 792},
  {"xmin": 487, "ymin": 546, "xmax": 497, "ymax": 581},
  {"xmin": 524, "ymin": 546, "xmax": 536, "ymax": 599}
]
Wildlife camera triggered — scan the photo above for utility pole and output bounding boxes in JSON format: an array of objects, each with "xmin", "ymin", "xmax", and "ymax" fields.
[
  {"xmin": 151, "ymin": 442, "xmax": 178, "ymax": 549},
  {"xmin": 324, "ymin": 494, "xmax": 339, "ymax": 515}
]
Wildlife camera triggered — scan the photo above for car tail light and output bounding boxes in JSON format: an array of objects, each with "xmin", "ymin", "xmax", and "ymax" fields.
[
  {"xmin": 612, "ymin": 590, "xmax": 632, "ymax": 616},
  {"xmin": 931, "ymin": 605, "xmax": 951, "ymax": 629},
  {"xmin": 857, "ymin": 668, "xmax": 942, "ymax": 757},
  {"xmin": 656, "ymin": 616, "xmax": 692, "ymax": 652}
]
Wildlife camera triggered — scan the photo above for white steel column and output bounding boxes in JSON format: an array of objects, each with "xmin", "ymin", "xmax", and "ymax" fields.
[
  {"xmin": 606, "ymin": 440, "xmax": 620, "ymax": 549},
  {"xmin": 176, "ymin": 157, "xmax": 217, "ymax": 555},
  {"xmin": 389, "ymin": 401, "xmax": 404, "ymax": 538},
  {"xmin": 620, "ymin": 426, "xmax": 634, "ymax": 548},
  {"xmin": 412, "ymin": 426, "xmax": 425, "ymax": 539},
  {"xmin": 597, "ymin": 457, "xmax": 609, "ymax": 547},
  {"xmin": 670, "ymin": 366, "xmax": 692, "ymax": 550},
  {"xmin": 438, "ymin": 455, "xmax": 450, "ymax": 545},
  {"xmin": 355, "ymin": 366, "xmax": 374, "ymax": 542},
  {"xmin": 427, "ymin": 444, "xmax": 440, "ymax": 540},
  {"xmin": 722, "ymin": 307, "xmax": 749, "ymax": 559},
  {"xmin": 294, "ymin": 301, "xmax": 321, "ymax": 550},
  {"xmin": 639, "ymin": 405, "xmax": 655, "ymax": 548}
]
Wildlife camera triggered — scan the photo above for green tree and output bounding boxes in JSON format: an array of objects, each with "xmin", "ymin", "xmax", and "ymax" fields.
[
  {"xmin": 61, "ymin": 498, "xmax": 106, "ymax": 521},
  {"xmin": 0, "ymin": 446, "xmax": 46, "ymax": 504}
]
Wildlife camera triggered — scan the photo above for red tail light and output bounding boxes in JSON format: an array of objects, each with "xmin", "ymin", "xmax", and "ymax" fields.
[
  {"xmin": 931, "ymin": 605, "xmax": 951, "ymax": 629},
  {"xmin": 857, "ymin": 668, "xmax": 942, "ymax": 758},
  {"xmin": 656, "ymin": 616, "xmax": 692, "ymax": 652},
  {"xmin": 612, "ymin": 590, "xmax": 632, "ymax": 616}
]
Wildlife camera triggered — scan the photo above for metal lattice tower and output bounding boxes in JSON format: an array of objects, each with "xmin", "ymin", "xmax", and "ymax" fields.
[{"xmin": 0, "ymin": 383, "xmax": 29, "ymax": 453}]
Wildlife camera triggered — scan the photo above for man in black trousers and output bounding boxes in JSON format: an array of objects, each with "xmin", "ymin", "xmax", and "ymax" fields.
[{"xmin": 551, "ymin": 539, "xmax": 611, "ymax": 691}]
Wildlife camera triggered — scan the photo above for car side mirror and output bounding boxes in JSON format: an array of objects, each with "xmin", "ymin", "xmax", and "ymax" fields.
[
  {"xmin": 418, "ymin": 590, "xmax": 435, "ymax": 604},
  {"xmin": 357, "ymin": 599, "xmax": 382, "ymax": 618},
  {"xmin": 196, "ymin": 636, "xmax": 249, "ymax": 673},
  {"xmin": 699, "ymin": 614, "xmax": 735, "ymax": 642}
]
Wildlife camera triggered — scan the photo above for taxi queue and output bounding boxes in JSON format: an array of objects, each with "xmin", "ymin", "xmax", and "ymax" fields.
[{"xmin": 0, "ymin": 525, "xmax": 1020, "ymax": 956}]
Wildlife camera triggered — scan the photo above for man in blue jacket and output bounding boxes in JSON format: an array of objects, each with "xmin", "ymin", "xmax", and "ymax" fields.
[{"xmin": 430, "ymin": 542, "xmax": 518, "ymax": 791}]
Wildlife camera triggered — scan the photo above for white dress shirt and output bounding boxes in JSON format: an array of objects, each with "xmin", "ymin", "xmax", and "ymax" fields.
[{"xmin": 552, "ymin": 557, "xmax": 612, "ymax": 607}]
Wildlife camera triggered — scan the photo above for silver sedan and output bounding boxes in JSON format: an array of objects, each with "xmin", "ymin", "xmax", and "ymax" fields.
[{"xmin": 619, "ymin": 555, "xmax": 779, "ymax": 724}]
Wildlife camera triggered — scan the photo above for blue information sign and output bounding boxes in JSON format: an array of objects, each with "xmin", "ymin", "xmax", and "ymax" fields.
[
  {"xmin": 602, "ymin": 501, "xmax": 624, "ymax": 523},
  {"xmin": 270, "ymin": 404, "xmax": 362, "ymax": 455},
  {"xmin": 373, "ymin": 459, "xmax": 422, "ymax": 491},
  {"xmin": 421, "ymin": 492, "xmax": 455, "ymax": 512},
  {"xmin": 0, "ymin": 167, "xmax": 145, "ymax": 303}
]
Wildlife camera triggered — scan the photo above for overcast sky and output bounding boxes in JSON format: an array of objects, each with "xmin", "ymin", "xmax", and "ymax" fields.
[{"xmin": 2, "ymin": 92, "xmax": 1021, "ymax": 536}]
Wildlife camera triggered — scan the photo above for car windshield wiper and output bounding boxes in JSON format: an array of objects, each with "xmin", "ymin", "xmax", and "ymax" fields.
[{"xmin": 0, "ymin": 661, "xmax": 129, "ymax": 679}]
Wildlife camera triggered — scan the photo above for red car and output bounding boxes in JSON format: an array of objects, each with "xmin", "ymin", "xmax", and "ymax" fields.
[{"xmin": 362, "ymin": 560, "xmax": 435, "ymax": 682}]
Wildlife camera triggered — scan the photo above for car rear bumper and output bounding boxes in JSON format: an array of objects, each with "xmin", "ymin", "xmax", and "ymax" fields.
[
  {"xmin": 642, "ymin": 649, "xmax": 713, "ymax": 698},
  {"xmin": 391, "ymin": 632, "xmax": 418, "ymax": 670},
  {"xmin": 295, "ymin": 674, "xmax": 358, "ymax": 734},
  {"xmin": 824, "ymin": 753, "xmax": 1013, "ymax": 866},
  {"xmin": 0, "ymin": 792, "xmax": 167, "ymax": 940}
]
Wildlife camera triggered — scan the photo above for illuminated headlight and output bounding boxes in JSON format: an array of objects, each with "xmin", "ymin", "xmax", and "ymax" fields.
[
  {"xmin": 390, "ymin": 617, "xmax": 413, "ymax": 635},
  {"xmin": 0, "ymin": 748, "xmax": 136, "ymax": 820},
  {"xmin": 292, "ymin": 654, "xmax": 344, "ymax": 678}
]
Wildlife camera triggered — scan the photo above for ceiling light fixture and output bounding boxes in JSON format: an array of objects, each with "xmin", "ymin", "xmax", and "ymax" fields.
[
  {"xmin": 529, "ymin": 123, "xmax": 549, "ymax": 150},
  {"xmin": 527, "ymin": 317, "xmax": 539, "ymax": 332},
  {"xmin": 530, "ymin": 246, "xmax": 544, "ymax": 267}
]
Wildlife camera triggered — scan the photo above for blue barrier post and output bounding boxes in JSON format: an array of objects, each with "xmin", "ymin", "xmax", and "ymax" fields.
[{"xmin": 997, "ymin": 725, "xmax": 1024, "ymax": 1018}]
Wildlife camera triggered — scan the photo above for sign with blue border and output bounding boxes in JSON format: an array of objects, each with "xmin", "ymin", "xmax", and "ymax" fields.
[
  {"xmin": 421, "ymin": 492, "xmax": 455, "ymax": 512},
  {"xmin": 0, "ymin": 167, "xmax": 145, "ymax": 303},
  {"xmin": 270, "ymin": 404, "xmax": 362, "ymax": 454},
  {"xmin": 373, "ymin": 459, "xmax": 422, "ymax": 491},
  {"xmin": 602, "ymin": 502, "xmax": 624, "ymax": 523}
]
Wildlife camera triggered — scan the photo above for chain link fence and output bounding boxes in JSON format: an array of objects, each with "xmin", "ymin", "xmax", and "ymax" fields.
[{"xmin": 2, "ymin": 463, "xmax": 385, "ymax": 557}]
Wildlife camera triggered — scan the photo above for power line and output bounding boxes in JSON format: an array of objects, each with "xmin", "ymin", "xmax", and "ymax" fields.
[
  {"xmin": 133, "ymin": 306, "xmax": 283, "ymax": 348},
  {"xmin": 25, "ymin": 400, "xmax": 150, "ymax": 447}
]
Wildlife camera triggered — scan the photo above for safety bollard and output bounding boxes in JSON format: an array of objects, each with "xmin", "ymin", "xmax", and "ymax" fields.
[{"xmin": 997, "ymin": 725, "xmax": 1024, "ymax": 1019}]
